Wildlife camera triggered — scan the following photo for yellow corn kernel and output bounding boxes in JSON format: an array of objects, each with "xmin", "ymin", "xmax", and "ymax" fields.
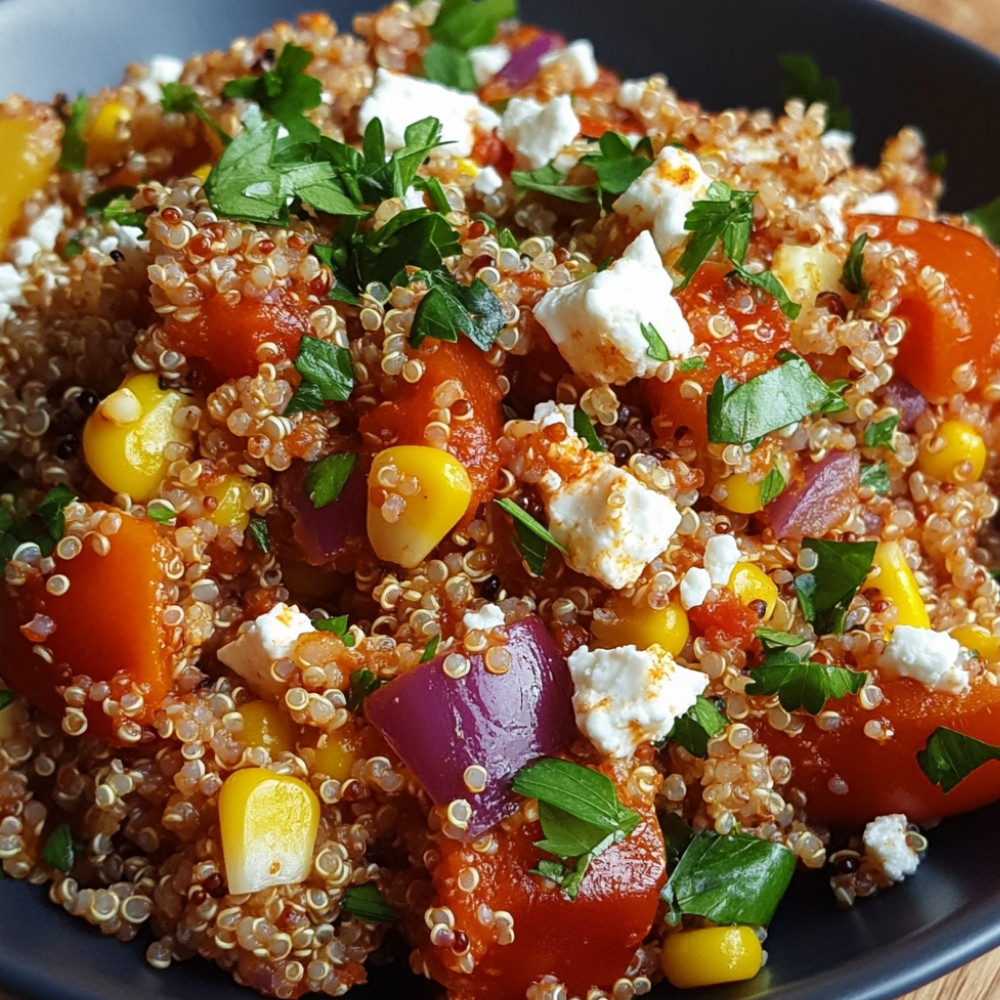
[
  {"xmin": 206, "ymin": 474, "xmax": 252, "ymax": 531},
  {"xmin": 454, "ymin": 157, "xmax": 479, "ymax": 177},
  {"xmin": 82, "ymin": 373, "xmax": 193, "ymax": 501},
  {"xmin": 367, "ymin": 445, "xmax": 473, "ymax": 568},
  {"xmin": 191, "ymin": 163, "xmax": 213, "ymax": 183},
  {"xmin": 0, "ymin": 113, "xmax": 61, "ymax": 251},
  {"xmin": 867, "ymin": 540, "xmax": 930, "ymax": 629},
  {"xmin": 85, "ymin": 100, "xmax": 131, "ymax": 162},
  {"xmin": 661, "ymin": 926, "xmax": 763, "ymax": 989},
  {"xmin": 238, "ymin": 701, "xmax": 299, "ymax": 754},
  {"xmin": 728, "ymin": 562, "xmax": 778, "ymax": 620},
  {"xmin": 218, "ymin": 768, "xmax": 319, "ymax": 895},
  {"xmin": 917, "ymin": 420, "xmax": 986, "ymax": 485},
  {"xmin": 591, "ymin": 591, "xmax": 689, "ymax": 656},
  {"xmin": 311, "ymin": 722, "xmax": 363, "ymax": 783},
  {"xmin": 951, "ymin": 624, "xmax": 1000, "ymax": 665},
  {"xmin": 717, "ymin": 472, "xmax": 765, "ymax": 515}
]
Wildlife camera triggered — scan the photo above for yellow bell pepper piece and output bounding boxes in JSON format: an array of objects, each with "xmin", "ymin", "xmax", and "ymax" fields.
[
  {"xmin": 591, "ymin": 591, "xmax": 689, "ymax": 656},
  {"xmin": 661, "ymin": 925, "xmax": 763, "ymax": 989},
  {"xmin": 205, "ymin": 474, "xmax": 252, "ymax": 531},
  {"xmin": 238, "ymin": 701, "xmax": 299, "ymax": 754},
  {"xmin": 0, "ymin": 113, "xmax": 61, "ymax": 252},
  {"xmin": 367, "ymin": 445, "xmax": 473, "ymax": 568},
  {"xmin": 218, "ymin": 768, "xmax": 319, "ymax": 895},
  {"xmin": 917, "ymin": 420, "xmax": 986, "ymax": 485},
  {"xmin": 951, "ymin": 624, "xmax": 1000, "ymax": 665},
  {"xmin": 729, "ymin": 562, "xmax": 778, "ymax": 620},
  {"xmin": 85, "ymin": 100, "xmax": 131, "ymax": 163},
  {"xmin": 867, "ymin": 540, "xmax": 930, "ymax": 629},
  {"xmin": 82, "ymin": 373, "xmax": 192, "ymax": 501}
]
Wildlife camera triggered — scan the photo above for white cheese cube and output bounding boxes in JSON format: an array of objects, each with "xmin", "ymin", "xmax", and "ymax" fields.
[
  {"xmin": 531, "ymin": 400, "xmax": 578, "ymax": 432},
  {"xmin": 218, "ymin": 602, "xmax": 315, "ymax": 698},
  {"xmin": 680, "ymin": 567, "xmax": 712, "ymax": 610},
  {"xmin": 498, "ymin": 94, "xmax": 580, "ymax": 170},
  {"xmin": 539, "ymin": 39, "xmax": 599, "ymax": 89},
  {"xmin": 533, "ymin": 231, "xmax": 693, "ymax": 385},
  {"xmin": 469, "ymin": 44, "xmax": 510, "ymax": 86},
  {"xmin": 359, "ymin": 69, "xmax": 500, "ymax": 158},
  {"xmin": 862, "ymin": 813, "xmax": 921, "ymax": 881},
  {"xmin": 546, "ymin": 460, "xmax": 680, "ymax": 589},
  {"xmin": 878, "ymin": 625, "xmax": 969, "ymax": 694},
  {"xmin": 612, "ymin": 146, "xmax": 712, "ymax": 253},
  {"xmin": 462, "ymin": 603, "xmax": 507, "ymax": 633},
  {"xmin": 473, "ymin": 165, "xmax": 503, "ymax": 195},
  {"xmin": 568, "ymin": 643, "xmax": 708, "ymax": 758},
  {"xmin": 0, "ymin": 263, "xmax": 26, "ymax": 324},
  {"xmin": 703, "ymin": 534, "xmax": 741, "ymax": 587}
]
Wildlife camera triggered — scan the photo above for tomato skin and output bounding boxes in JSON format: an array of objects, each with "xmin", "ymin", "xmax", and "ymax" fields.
[
  {"xmin": 163, "ymin": 289, "xmax": 315, "ymax": 383},
  {"xmin": 0, "ymin": 511, "xmax": 180, "ymax": 743},
  {"xmin": 358, "ymin": 337, "xmax": 504, "ymax": 517},
  {"xmin": 419, "ymin": 767, "xmax": 665, "ymax": 1000},
  {"xmin": 646, "ymin": 262, "xmax": 792, "ymax": 456},
  {"xmin": 750, "ymin": 674, "xmax": 1000, "ymax": 827},
  {"xmin": 687, "ymin": 590, "xmax": 759, "ymax": 652},
  {"xmin": 851, "ymin": 215, "xmax": 1000, "ymax": 402}
]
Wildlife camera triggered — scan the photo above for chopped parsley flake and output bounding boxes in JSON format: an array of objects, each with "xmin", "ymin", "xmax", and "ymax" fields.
[
  {"xmin": 1, "ymin": 485, "xmax": 77, "ymax": 564},
  {"xmin": 160, "ymin": 82, "xmax": 231, "ymax": 147},
  {"xmin": 794, "ymin": 537, "xmax": 877, "ymax": 635},
  {"xmin": 305, "ymin": 453, "xmax": 358, "ymax": 509},
  {"xmin": 247, "ymin": 515, "xmax": 270, "ymax": 553},
  {"xmin": 666, "ymin": 697, "xmax": 728, "ymax": 758},
  {"xmin": 778, "ymin": 53, "xmax": 851, "ymax": 132},
  {"xmin": 863, "ymin": 414, "xmax": 898, "ymax": 451},
  {"xmin": 917, "ymin": 726, "xmax": 1000, "ymax": 793},
  {"xmin": 285, "ymin": 335, "xmax": 355, "ymax": 415},
  {"xmin": 746, "ymin": 648, "xmax": 866, "ymax": 714},
  {"xmin": 841, "ymin": 233, "xmax": 870, "ymax": 304},
  {"xmin": 341, "ymin": 883, "xmax": 395, "ymax": 923},
  {"xmin": 409, "ymin": 271, "xmax": 505, "ymax": 351},
  {"xmin": 495, "ymin": 498, "xmax": 567, "ymax": 576},
  {"xmin": 573, "ymin": 407, "xmax": 608, "ymax": 453},
  {"xmin": 346, "ymin": 668, "xmax": 385, "ymax": 714},
  {"xmin": 860, "ymin": 460, "xmax": 890, "ymax": 495},
  {"xmin": 759, "ymin": 466, "xmax": 787, "ymax": 506},
  {"xmin": 640, "ymin": 322, "xmax": 670, "ymax": 362},
  {"xmin": 58, "ymin": 94, "xmax": 89, "ymax": 172},
  {"xmin": 419, "ymin": 633, "xmax": 441, "ymax": 663},
  {"xmin": 221, "ymin": 43, "xmax": 322, "ymax": 129},
  {"xmin": 314, "ymin": 613, "xmax": 356, "ymax": 646}
]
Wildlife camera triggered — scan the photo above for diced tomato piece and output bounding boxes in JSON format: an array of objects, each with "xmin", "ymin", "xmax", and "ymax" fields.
[
  {"xmin": 687, "ymin": 589, "xmax": 759, "ymax": 651},
  {"xmin": 646, "ymin": 262, "xmax": 792, "ymax": 456},
  {"xmin": 417, "ymin": 763, "xmax": 665, "ymax": 1000},
  {"xmin": 163, "ymin": 289, "xmax": 315, "ymax": 383},
  {"xmin": 358, "ymin": 337, "xmax": 504, "ymax": 516},
  {"xmin": 750, "ymin": 674, "xmax": 1000, "ymax": 827},
  {"xmin": 850, "ymin": 215, "xmax": 1000, "ymax": 402},
  {"xmin": 0, "ymin": 510, "xmax": 182, "ymax": 743}
]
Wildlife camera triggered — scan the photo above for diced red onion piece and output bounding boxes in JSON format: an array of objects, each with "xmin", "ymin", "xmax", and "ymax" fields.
[
  {"xmin": 365, "ymin": 616, "xmax": 577, "ymax": 838},
  {"xmin": 766, "ymin": 450, "xmax": 860, "ymax": 539},
  {"xmin": 278, "ymin": 461, "xmax": 367, "ymax": 566},
  {"xmin": 879, "ymin": 378, "xmax": 927, "ymax": 432},
  {"xmin": 495, "ymin": 33, "xmax": 561, "ymax": 89}
]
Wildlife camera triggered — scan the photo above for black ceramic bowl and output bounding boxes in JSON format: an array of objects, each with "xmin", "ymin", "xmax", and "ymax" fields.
[{"xmin": 2, "ymin": 2, "xmax": 1000, "ymax": 999}]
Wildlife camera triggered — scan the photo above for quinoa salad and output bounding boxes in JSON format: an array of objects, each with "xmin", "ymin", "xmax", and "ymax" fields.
[{"xmin": 3, "ymin": 1, "xmax": 1000, "ymax": 998}]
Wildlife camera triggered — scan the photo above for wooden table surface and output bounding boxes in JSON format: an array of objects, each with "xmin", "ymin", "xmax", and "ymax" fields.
[{"xmin": 2, "ymin": 1, "xmax": 1000, "ymax": 1000}]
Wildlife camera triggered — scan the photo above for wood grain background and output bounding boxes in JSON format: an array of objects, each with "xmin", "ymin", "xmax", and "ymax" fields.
[{"xmin": 2, "ymin": 1, "xmax": 999, "ymax": 1000}]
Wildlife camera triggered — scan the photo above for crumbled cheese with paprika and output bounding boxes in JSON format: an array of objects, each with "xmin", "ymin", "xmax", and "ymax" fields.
[{"xmin": 878, "ymin": 625, "xmax": 969, "ymax": 694}]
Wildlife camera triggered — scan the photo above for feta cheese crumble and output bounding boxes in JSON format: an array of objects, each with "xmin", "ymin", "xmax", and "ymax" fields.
[
  {"xmin": 878, "ymin": 625, "xmax": 969, "ymax": 694},
  {"xmin": 568, "ymin": 643, "xmax": 708, "ymax": 758},
  {"xmin": 539, "ymin": 39, "xmax": 599, "ymax": 89},
  {"xmin": 472, "ymin": 165, "xmax": 504, "ymax": 196},
  {"xmin": 132, "ymin": 54, "xmax": 185, "ymax": 103},
  {"xmin": 498, "ymin": 94, "xmax": 580, "ymax": 170},
  {"xmin": 462, "ymin": 603, "xmax": 506, "ymax": 633},
  {"xmin": 533, "ymin": 230, "xmax": 694, "ymax": 385},
  {"xmin": 359, "ymin": 69, "xmax": 500, "ymax": 158},
  {"xmin": 0, "ymin": 263, "xmax": 27, "ymax": 325},
  {"xmin": 862, "ymin": 813, "xmax": 922, "ymax": 881},
  {"xmin": 613, "ymin": 146, "xmax": 712, "ymax": 253},
  {"xmin": 468, "ymin": 43, "xmax": 511, "ymax": 86},
  {"xmin": 680, "ymin": 567, "xmax": 712, "ymax": 610},
  {"xmin": 703, "ymin": 534, "xmax": 741, "ymax": 587},
  {"xmin": 218, "ymin": 602, "xmax": 315, "ymax": 699},
  {"xmin": 852, "ymin": 190, "xmax": 900, "ymax": 215}
]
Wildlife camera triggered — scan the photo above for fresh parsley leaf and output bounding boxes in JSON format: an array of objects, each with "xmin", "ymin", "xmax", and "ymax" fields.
[
  {"xmin": 3, "ymin": 485, "xmax": 78, "ymax": 563},
  {"xmin": 419, "ymin": 633, "xmax": 441, "ymax": 663},
  {"xmin": 841, "ymin": 232, "xmax": 870, "ymax": 304},
  {"xmin": 84, "ymin": 186, "xmax": 146, "ymax": 231},
  {"xmin": 676, "ymin": 180, "xmax": 756, "ymax": 288},
  {"xmin": 429, "ymin": 0, "xmax": 516, "ymax": 51},
  {"xmin": 63, "ymin": 236, "xmax": 84, "ymax": 259},
  {"xmin": 660, "ymin": 812, "xmax": 695, "ymax": 869},
  {"xmin": 341, "ymin": 883, "xmax": 395, "ymax": 923},
  {"xmin": 662, "ymin": 830, "xmax": 795, "ymax": 925},
  {"xmin": 573, "ymin": 407, "xmax": 608, "ymax": 453},
  {"xmin": 423, "ymin": 42, "xmax": 478, "ymax": 91},
  {"xmin": 286, "ymin": 335, "xmax": 355, "ymax": 415},
  {"xmin": 160, "ymin": 82, "xmax": 231, "ymax": 146},
  {"xmin": 0, "ymin": 690, "xmax": 12, "ymax": 712},
  {"xmin": 640, "ymin": 322, "xmax": 670, "ymax": 362},
  {"xmin": 510, "ymin": 164, "xmax": 594, "ymax": 203},
  {"xmin": 36, "ymin": 485, "xmax": 77, "ymax": 546},
  {"xmin": 677, "ymin": 357, "xmax": 706, "ymax": 372},
  {"xmin": 409, "ymin": 272, "xmax": 505, "ymax": 350},
  {"xmin": 346, "ymin": 668, "xmax": 386, "ymax": 714},
  {"xmin": 513, "ymin": 758, "xmax": 640, "ymax": 900},
  {"xmin": 917, "ymin": 726, "xmax": 1000, "ymax": 793},
  {"xmin": 41, "ymin": 823, "xmax": 81, "ymax": 873},
  {"xmin": 746, "ymin": 650, "xmax": 865, "ymax": 714},
  {"xmin": 859, "ymin": 460, "xmax": 890, "ymax": 495},
  {"xmin": 350, "ymin": 208, "xmax": 462, "ymax": 289},
  {"xmin": 755, "ymin": 627, "xmax": 807, "ymax": 650},
  {"xmin": 578, "ymin": 131, "xmax": 653, "ymax": 205},
  {"xmin": 968, "ymin": 195, "xmax": 1000, "ymax": 245},
  {"xmin": 221, "ymin": 43, "xmax": 322, "ymax": 129},
  {"xmin": 498, "ymin": 227, "xmax": 520, "ymax": 251},
  {"xmin": 863, "ymin": 414, "xmax": 898, "ymax": 451},
  {"xmin": 305, "ymin": 453, "xmax": 358, "ymax": 509},
  {"xmin": 145, "ymin": 504, "xmax": 177, "ymax": 524},
  {"xmin": 314, "ymin": 613, "xmax": 356, "ymax": 647},
  {"xmin": 247, "ymin": 515, "xmax": 270, "ymax": 552},
  {"xmin": 779, "ymin": 53, "xmax": 851, "ymax": 132},
  {"xmin": 418, "ymin": 175, "xmax": 452, "ymax": 214},
  {"xmin": 667, "ymin": 696, "xmax": 728, "ymax": 758},
  {"xmin": 58, "ymin": 94, "xmax": 89, "ymax": 172},
  {"xmin": 731, "ymin": 265, "xmax": 802, "ymax": 320},
  {"xmin": 707, "ymin": 353, "xmax": 846, "ymax": 446},
  {"xmin": 495, "ymin": 497, "xmax": 567, "ymax": 576},
  {"xmin": 759, "ymin": 466, "xmax": 786, "ymax": 506},
  {"xmin": 794, "ymin": 537, "xmax": 877, "ymax": 635}
]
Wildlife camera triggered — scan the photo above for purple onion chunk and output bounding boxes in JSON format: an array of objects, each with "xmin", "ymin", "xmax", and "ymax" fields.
[
  {"xmin": 495, "ymin": 33, "xmax": 560, "ymax": 89},
  {"xmin": 879, "ymin": 377, "xmax": 927, "ymax": 432},
  {"xmin": 767, "ymin": 450, "xmax": 860, "ymax": 540},
  {"xmin": 365, "ymin": 616, "xmax": 577, "ymax": 838}
]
